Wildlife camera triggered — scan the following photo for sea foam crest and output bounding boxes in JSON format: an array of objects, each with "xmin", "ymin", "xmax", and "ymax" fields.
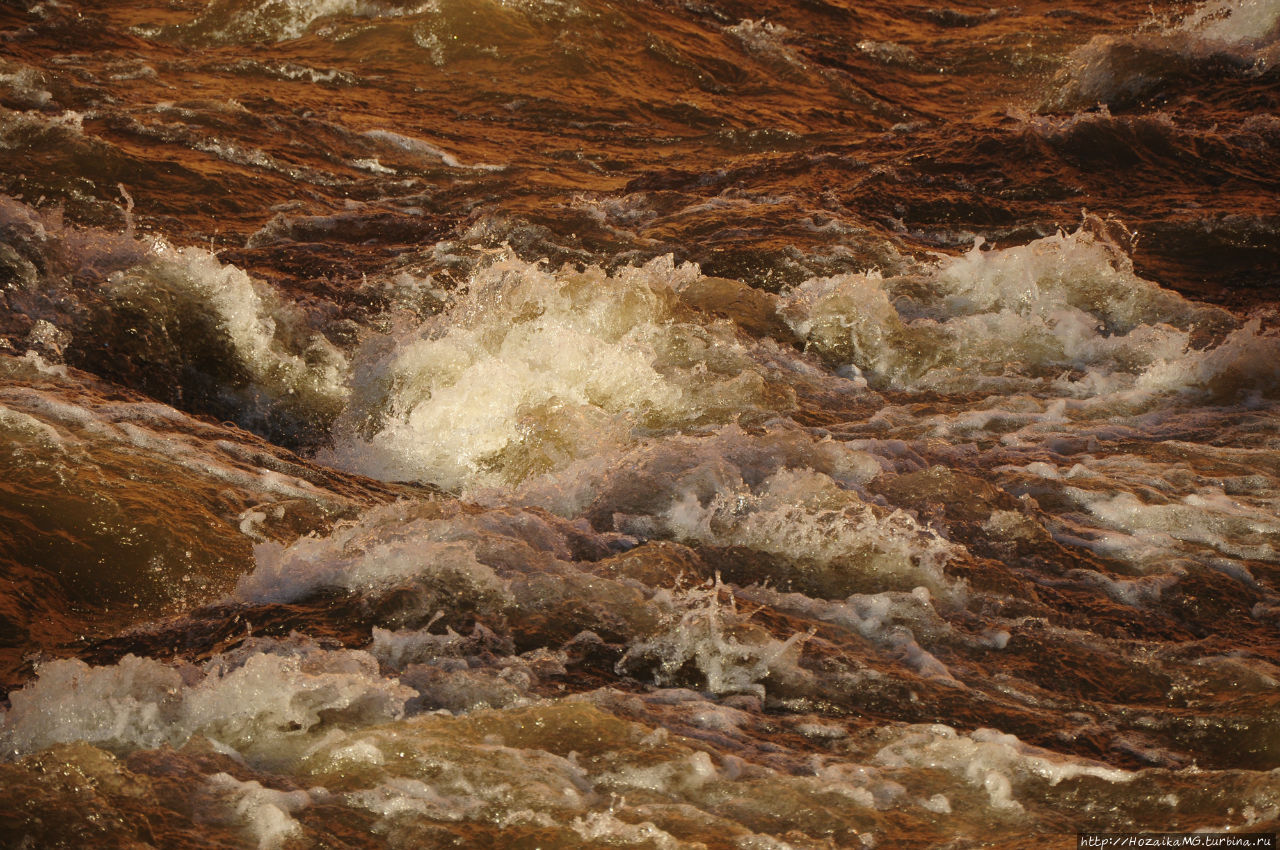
[
  {"xmin": 1047, "ymin": 0, "xmax": 1280, "ymax": 109},
  {"xmin": 660, "ymin": 467, "xmax": 961, "ymax": 602},
  {"xmin": 326, "ymin": 254, "xmax": 781, "ymax": 491},
  {"xmin": 235, "ymin": 505, "xmax": 517, "ymax": 620},
  {"xmin": 204, "ymin": 773, "xmax": 312, "ymax": 850},
  {"xmin": 874, "ymin": 725, "xmax": 1132, "ymax": 814},
  {"xmin": 230, "ymin": 498, "xmax": 591, "ymax": 613},
  {"xmin": 743, "ymin": 586, "xmax": 963, "ymax": 683},
  {"xmin": 781, "ymin": 227, "xmax": 1274, "ymax": 402},
  {"xmin": 511, "ymin": 423, "xmax": 882, "ymax": 524},
  {"xmin": 1, "ymin": 646, "xmax": 412, "ymax": 763},
  {"xmin": 1066, "ymin": 484, "xmax": 1280, "ymax": 564},
  {"xmin": 0, "ymin": 63, "xmax": 53, "ymax": 109},
  {"xmin": 616, "ymin": 577, "xmax": 811, "ymax": 698},
  {"xmin": 105, "ymin": 245, "xmax": 350, "ymax": 438},
  {"xmin": 1173, "ymin": 0, "xmax": 1280, "ymax": 47}
]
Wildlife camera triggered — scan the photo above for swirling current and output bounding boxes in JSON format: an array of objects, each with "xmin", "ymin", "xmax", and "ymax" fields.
[{"xmin": 2, "ymin": 0, "xmax": 1280, "ymax": 847}]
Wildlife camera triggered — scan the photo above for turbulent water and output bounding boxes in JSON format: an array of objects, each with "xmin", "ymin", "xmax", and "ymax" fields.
[{"xmin": 2, "ymin": 0, "xmax": 1280, "ymax": 846}]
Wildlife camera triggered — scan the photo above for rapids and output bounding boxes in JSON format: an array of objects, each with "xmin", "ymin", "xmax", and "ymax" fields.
[{"xmin": 1, "ymin": 0, "xmax": 1279, "ymax": 847}]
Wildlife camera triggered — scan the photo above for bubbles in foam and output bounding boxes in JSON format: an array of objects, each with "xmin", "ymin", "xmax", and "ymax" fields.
[
  {"xmin": 204, "ymin": 773, "xmax": 312, "ymax": 850},
  {"xmin": 780, "ymin": 227, "xmax": 1269, "ymax": 403},
  {"xmin": 616, "ymin": 576, "xmax": 812, "ymax": 697},
  {"xmin": 1136, "ymin": 317, "xmax": 1280, "ymax": 402},
  {"xmin": 571, "ymin": 812, "xmax": 682, "ymax": 849},
  {"xmin": 101, "ymin": 244, "xmax": 349, "ymax": 441},
  {"xmin": 1046, "ymin": 0, "xmax": 1280, "ymax": 109},
  {"xmin": 177, "ymin": 0, "xmax": 431, "ymax": 44},
  {"xmin": 742, "ymin": 586, "xmax": 963, "ymax": 683},
  {"xmin": 239, "ymin": 525, "xmax": 513, "ymax": 610},
  {"xmin": 1001, "ymin": 446, "xmax": 1280, "ymax": 578},
  {"xmin": 1173, "ymin": 0, "xmax": 1280, "ymax": 47},
  {"xmin": 325, "ymin": 254, "xmax": 787, "ymax": 490},
  {"xmin": 344, "ymin": 776, "xmax": 482, "ymax": 825},
  {"xmin": 0, "ymin": 108, "xmax": 85, "ymax": 144},
  {"xmin": 658, "ymin": 467, "xmax": 961, "ymax": 602},
  {"xmin": 511, "ymin": 422, "xmax": 882, "ymax": 525},
  {"xmin": 873, "ymin": 724, "xmax": 1132, "ymax": 814},
  {"xmin": 0, "ymin": 63, "xmax": 53, "ymax": 109},
  {"xmin": 1072, "ymin": 485, "xmax": 1280, "ymax": 563},
  {"xmin": 728, "ymin": 19, "xmax": 808, "ymax": 73},
  {"xmin": 233, "ymin": 502, "xmax": 527, "ymax": 632},
  {"xmin": 1, "ymin": 643, "xmax": 412, "ymax": 763},
  {"xmin": 364, "ymin": 129, "xmax": 503, "ymax": 171}
]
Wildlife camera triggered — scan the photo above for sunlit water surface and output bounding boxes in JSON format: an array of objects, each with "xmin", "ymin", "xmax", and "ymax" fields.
[{"xmin": 2, "ymin": 0, "xmax": 1279, "ymax": 846}]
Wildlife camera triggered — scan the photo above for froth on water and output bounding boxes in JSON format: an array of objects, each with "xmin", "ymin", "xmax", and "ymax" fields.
[{"xmin": 2, "ymin": 0, "xmax": 1280, "ymax": 845}]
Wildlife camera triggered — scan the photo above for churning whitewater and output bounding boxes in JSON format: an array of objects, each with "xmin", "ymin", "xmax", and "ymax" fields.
[{"xmin": 1, "ymin": 0, "xmax": 1279, "ymax": 846}]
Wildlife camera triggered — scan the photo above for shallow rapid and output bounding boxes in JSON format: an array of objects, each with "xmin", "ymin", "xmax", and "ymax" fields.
[{"xmin": 2, "ymin": 0, "xmax": 1279, "ymax": 847}]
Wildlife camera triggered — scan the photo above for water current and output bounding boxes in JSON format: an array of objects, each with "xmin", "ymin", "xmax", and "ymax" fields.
[{"xmin": 2, "ymin": 0, "xmax": 1279, "ymax": 846}]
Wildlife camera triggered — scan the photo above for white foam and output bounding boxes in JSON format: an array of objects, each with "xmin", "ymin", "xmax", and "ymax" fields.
[
  {"xmin": 1, "ymin": 645, "xmax": 413, "ymax": 764},
  {"xmin": 325, "ymin": 255, "xmax": 785, "ymax": 491},
  {"xmin": 350, "ymin": 156, "xmax": 396, "ymax": 174},
  {"xmin": 0, "ymin": 402, "xmax": 65, "ymax": 448},
  {"xmin": 1174, "ymin": 0, "xmax": 1280, "ymax": 47},
  {"xmin": 617, "ymin": 577, "xmax": 811, "ymax": 697},
  {"xmin": 295, "ymin": 713, "xmax": 598, "ymax": 820},
  {"xmin": 0, "ymin": 64, "xmax": 53, "ymax": 108},
  {"xmin": 856, "ymin": 40, "xmax": 919, "ymax": 66},
  {"xmin": 660, "ymin": 467, "xmax": 961, "ymax": 602},
  {"xmin": 742, "ymin": 586, "xmax": 962, "ymax": 682},
  {"xmin": 571, "ymin": 811, "xmax": 682, "ymax": 848},
  {"xmin": 205, "ymin": 773, "xmax": 312, "ymax": 850},
  {"xmin": 1074, "ymin": 486, "xmax": 1280, "ymax": 562},
  {"xmin": 601, "ymin": 749, "xmax": 720, "ymax": 794},
  {"xmin": 107, "ymin": 244, "xmax": 349, "ymax": 429},
  {"xmin": 779, "ymin": 228, "xmax": 1253, "ymax": 402},
  {"xmin": 1, "ymin": 654, "xmax": 183, "ymax": 756},
  {"xmin": 235, "ymin": 506, "xmax": 515, "ymax": 610},
  {"xmin": 345, "ymin": 776, "xmax": 479, "ymax": 822},
  {"xmin": 511, "ymin": 422, "xmax": 883, "ymax": 533},
  {"xmin": 873, "ymin": 724, "xmax": 1131, "ymax": 813},
  {"xmin": 369, "ymin": 622, "xmax": 467, "ymax": 670},
  {"xmin": 1050, "ymin": 0, "xmax": 1280, "ymax": 109},
  {"xmin": 1136, "ymin": 317, "xmax": 1280, "ymax": 401},
  {"xmin": 363, "ymin": 129, "xmax": 503, "ymax": 171},
  {"xmin": 728, "ymin": 19, "xmax": 808, "ymax": 72},
  {"xmin": 0, "ymin": 109, "xmax": 84, "ymax": 145},
  {"xmin": 185, "ymin": 0, "xmax": 430, "ymax": 43}
]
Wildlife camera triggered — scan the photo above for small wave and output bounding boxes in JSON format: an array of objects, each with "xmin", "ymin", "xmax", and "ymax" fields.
[
  {"xmin": 322, "ymin": 253, "xmax": 795, "ymax": 490},
  {"xmin": 0, "ymin": 63, "xmax": 54, "ymax": 110},
  {"xmin": 171, "ymin": 0, "xmax": 432, "ymax": 44},
  {"xmin": 1174, "ymin": 0, "xmax": 1280, "ymax": 47},
  {"xmin": 779, "ymin": 224, "xmax": 1273, "ymax": 403},
  {"xmin": 94, "ymin": 245, "xmax": 350, "ymax": 443},
  {"xmin": 1, "ymin": 643, "xmax": 413, "ymax": 762},
  {"xmin": 1046, "ymin": 0, "xmax": 1280, "ymax": 110},
  {"xmin": 363, "ymin": 129, "xmax": 504, "ymax": 171}
]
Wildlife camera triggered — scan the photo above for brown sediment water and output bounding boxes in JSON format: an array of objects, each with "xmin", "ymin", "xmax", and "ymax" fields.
[{"xmin": 1, "ymin": 0, "xmax": 1278, "ymax": 846}]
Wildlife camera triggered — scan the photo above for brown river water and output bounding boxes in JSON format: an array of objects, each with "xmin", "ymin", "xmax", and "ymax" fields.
[{"xmin": 2, "ymin": 0, "xmax": 1280, "ymax": 846}]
